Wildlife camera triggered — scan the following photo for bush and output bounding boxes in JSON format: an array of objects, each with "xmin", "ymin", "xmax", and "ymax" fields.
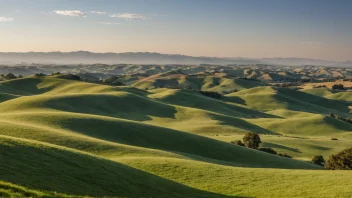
[
  {"xmin": 243, "ymin": 132, "xmax": 261, "ymax": 149},
  {"xmin": 231, "ymin": 140, "xmax": 245, "ymax": 147},
  {"xmin": 35, "ymin": 73, "xmax": 46, "ymax": 77},
  {"xmin": 258, "ymin": 147, "xmax": 277, "ymax": 155},
  {"xmin": 5, "ymin": 73, "xmax": 17, "ymax": 80},
  {"xmin": 325, "ymin": 147, "xmax": 352, "ymax": 170},
  {"xmin": 278, "ymin": 153, "xmax": 292, "ymax": 158},
  {"xmin": 331, "ymin": 138, "xmax": 338, "ymax": 141},
  {"xmin": 311, "ymin": 155, "xmax": 325, "ymax": 166},
  {"xmin": 332, "ymin": 84, "xmax": 344, "ymax": 90}
]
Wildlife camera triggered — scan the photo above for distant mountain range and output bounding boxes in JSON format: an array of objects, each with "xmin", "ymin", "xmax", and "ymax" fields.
[{"xmin": 0, "ymin": 51, "xmax": 351, "ymax": 66}]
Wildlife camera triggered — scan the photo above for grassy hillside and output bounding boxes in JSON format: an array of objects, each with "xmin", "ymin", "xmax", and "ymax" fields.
[
  {"xmin": 0, "ymin": 75, "xmax": 351, "ymax": 197},
  {"xmin": 118, "ymin": 157, "xmax": 352, "ymax": 198},
  {"xmin": 0, "ymin": 136, "xmax": 219, "ymax": 197},
  {"xmin": 132, "ymin": 71, "xmax": 265, "ymax": 94}
]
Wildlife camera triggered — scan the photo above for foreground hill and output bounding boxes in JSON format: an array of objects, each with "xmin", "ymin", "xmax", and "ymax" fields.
[{"xmin": 1, "ymin": 75, "xmax": 352, "ymax": 197}]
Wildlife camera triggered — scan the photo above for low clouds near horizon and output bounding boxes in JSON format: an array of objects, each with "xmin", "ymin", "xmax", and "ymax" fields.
[
  {"xmin": 110, "ymin": 13, "xmax": 146, "ymax": 20},
  {"xmin": 54, "ymin": 10, "xmax": 88, "ymax": 17},
  {"xmin": 0, "ymin": 17, "xmax": 14, "ymax": 22}
]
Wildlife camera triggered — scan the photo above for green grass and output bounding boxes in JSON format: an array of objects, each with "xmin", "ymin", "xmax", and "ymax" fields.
[
  {"xmin": 118, "ymin": 157, "xmax": 352, "ymax": 198},
  {"xmin": 0, "ymin": 75, "xmax": 352, "ymax": 197},
  {"xmin": 210, "ymin": 134, "xmax": 352, "ymax": 161},
  {"xmin": 0, "ymin": 135, "xmax": 221, "ymax": 197}
]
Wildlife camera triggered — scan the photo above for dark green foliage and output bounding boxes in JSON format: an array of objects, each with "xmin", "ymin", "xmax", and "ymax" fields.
[
  {"xmin": 102, "ymin": 76, "xmax": 125, "ymax": 86},
  {"xmin": 311, "ymin": 155, "xmax": 325, "ymax": 166},
  {"xmin": 52, "ymin": 72, "xmax": 61, "ymax": 75},
  {"xmin": 325, "ymin": 147, "xmax": 352, "ymax": 170},
  {"xmin": 332, "ymin": 84, "xmax": 344, "ymax": 90},
  {"xmin": 198, "ymin": 91, "xmax": 221, "ymax": 99},
  {"xmin": 242, "ymin": 132, "xmax": 261, "ymax": 149},
  {"xmin": 258, "ymin": 147, "xmax": 277, "ymax": 155},
  {"xmin": 34, "ymin": 73, "xmax": 46, "ymax": 77},
  {"xmin": 329, "ymin": 113, "xmax": 352, "ymax": 125},
  {"xmin": 231, "ymin": 140, "xmax": 245, "ymax": 147},
  {"xmin": 5, "ymin": 73, "xmax": 17, "ymax": 80}
]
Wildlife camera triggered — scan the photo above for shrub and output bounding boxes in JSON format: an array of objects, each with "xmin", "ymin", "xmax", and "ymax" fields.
[
  {"xmin": 231, "ymin": 140, "xmax": 245, "ymax": 147},
  {"xmin": 278, "ymin": 153, "xmax": 292, "ymax": 158},
  {"xmin": 325, "ymin": 147, "xmax": 352, "ymax": 170},
  {"xmin": 258, "ymin": 147, "xmax": 277, "ymax": 155},
  {"xmin": 331, "ymin": 138, "xmax": 338, "ymax": 141},
  {"xmin": 311, "ymin": 155, "xmax": 325, "ymax": 166},
  {"xmin": 5, "ymin": 73, "xmax": 17, "ymax": 80},
  {"xmin": 332, "ymin": 84, "xmax": 344, "ymax": 90},
  {"xmin": 35, "ymin": 73, "xmax": 46, "ymax": 77},
  {"xmin": 242, "ymin": 132, "xmax": 261, "ymax": 149}
]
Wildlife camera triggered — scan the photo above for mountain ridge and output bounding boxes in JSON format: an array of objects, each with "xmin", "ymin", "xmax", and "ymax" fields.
[{"xmin": 0, "ymin": 51, "xmax": 351, "ymax": 66}]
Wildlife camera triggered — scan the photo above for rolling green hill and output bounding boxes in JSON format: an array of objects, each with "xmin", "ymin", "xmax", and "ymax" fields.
[{"xmin": 1, "ymin": 75, "xmax": 352, "ymax": 197}]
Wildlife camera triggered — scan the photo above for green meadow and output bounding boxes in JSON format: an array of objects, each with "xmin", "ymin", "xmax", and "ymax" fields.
[{"xmin": 1, "ymin": 75, "xmax": 352, "ymax": 197}]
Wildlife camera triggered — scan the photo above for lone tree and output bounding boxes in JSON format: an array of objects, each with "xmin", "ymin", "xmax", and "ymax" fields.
[
  {"xmin": 325, "ymin": 147, "xmax": 352, "ymax": 170},
  {"xmin": 242, "ymin": 132, "xmax": 261, "ymax": 149},
  {"xmin": 311, "ymin": 155, "xmax": 325, "ymax": 166}
]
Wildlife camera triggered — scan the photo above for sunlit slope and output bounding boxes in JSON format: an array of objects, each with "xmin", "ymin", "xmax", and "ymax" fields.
[
  {"xmin": 0, "ymin": 111, "xmax": 318, "ymax": 169},
  {"xmin": 0, "ymin": 136, "xmax": 218, "ymax": 197},
  {"xmin": 132, "ymin": 72, "xmax": 265, "ymax": 94},
  {"xmin": 246, "ymin": 115, "xmax": 352, "ymax": 137},
  {"xmin": 226, "ymin": 86, "xmax": 350, "ymax": 115},
  {"xmin": 118, "ymin": 157, "xmax": 352, "ymax": 198},
  {"xmin": 212, "ymin": 134, "xmax": 352, "ymax": 161},
  {"xmin": 1, "ymin": 75, "xmax": 352, "ymax": 197},
  {"xmin": 0, "ymin": 181, "xmax": 73, "ymax": 198},
  {"xmin": 303, "ymin": 87, "xmax": 352, "ymax": 102},
  {"xmin": 0, "ymin": 79, "xmax": 276, "ymax": 136}
]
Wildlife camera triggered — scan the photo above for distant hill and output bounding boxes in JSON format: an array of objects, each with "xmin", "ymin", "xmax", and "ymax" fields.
[{"xmin": 0, "ymin": 51, "xmax": 350, "ymax": 66}]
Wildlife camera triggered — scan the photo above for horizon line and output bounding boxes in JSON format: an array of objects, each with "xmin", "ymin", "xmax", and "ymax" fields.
[{"xmin": 0, "ymin": 51, "xmax": 350, "ymax": 63}]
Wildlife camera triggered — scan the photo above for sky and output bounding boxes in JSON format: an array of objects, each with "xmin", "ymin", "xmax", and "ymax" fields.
[{"xmin": 0, "ymin": 0, "xmax": 351, "ymax": 61}]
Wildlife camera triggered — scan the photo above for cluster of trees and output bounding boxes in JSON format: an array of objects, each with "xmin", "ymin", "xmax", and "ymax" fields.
[
  {"xmin": 312, "ymin": 147, "xmax": 352, "ymax": 170},
  {"xmin": 232, "ymin": 132, "xmax": 352, "ymax": 169},
  {"xmin": 0, "ymin": 73, "xmax": 23, "ymax": 80},
  {"xmin": 34, "ymin": 73, "xmax": 47, "ymax": 77},
  {"xmin": 330, "ymin": 113, "xmax": 352, "ymax": 125},
  {"xmin": 332, "ymin": 84, "xmax": 344, "ymax": 90},
  {"xmin": 325, "ymin": 148, "xmax": 352, "ymax": 170},
  {"xmin": 231, "ymin": 132, "xmax": 291, "ymax": 158},
  {"xmin": 198, "ymin": 91, "xmax": 221, "ymax": 99}
]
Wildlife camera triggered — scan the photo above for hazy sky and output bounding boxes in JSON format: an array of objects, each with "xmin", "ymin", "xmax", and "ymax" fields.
[{"xmin": 0, "ymin": 0, "xmax": 351, "ymax": 61}]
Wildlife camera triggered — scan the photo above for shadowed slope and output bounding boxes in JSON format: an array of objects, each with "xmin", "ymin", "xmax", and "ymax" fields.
[
  {"xmin": 0, "ymin": 112, "xmax": 318, "ymax": 169},
  {"xmin": 0, "ymin": 136, "xmax": 225, "ymax": 197}
]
